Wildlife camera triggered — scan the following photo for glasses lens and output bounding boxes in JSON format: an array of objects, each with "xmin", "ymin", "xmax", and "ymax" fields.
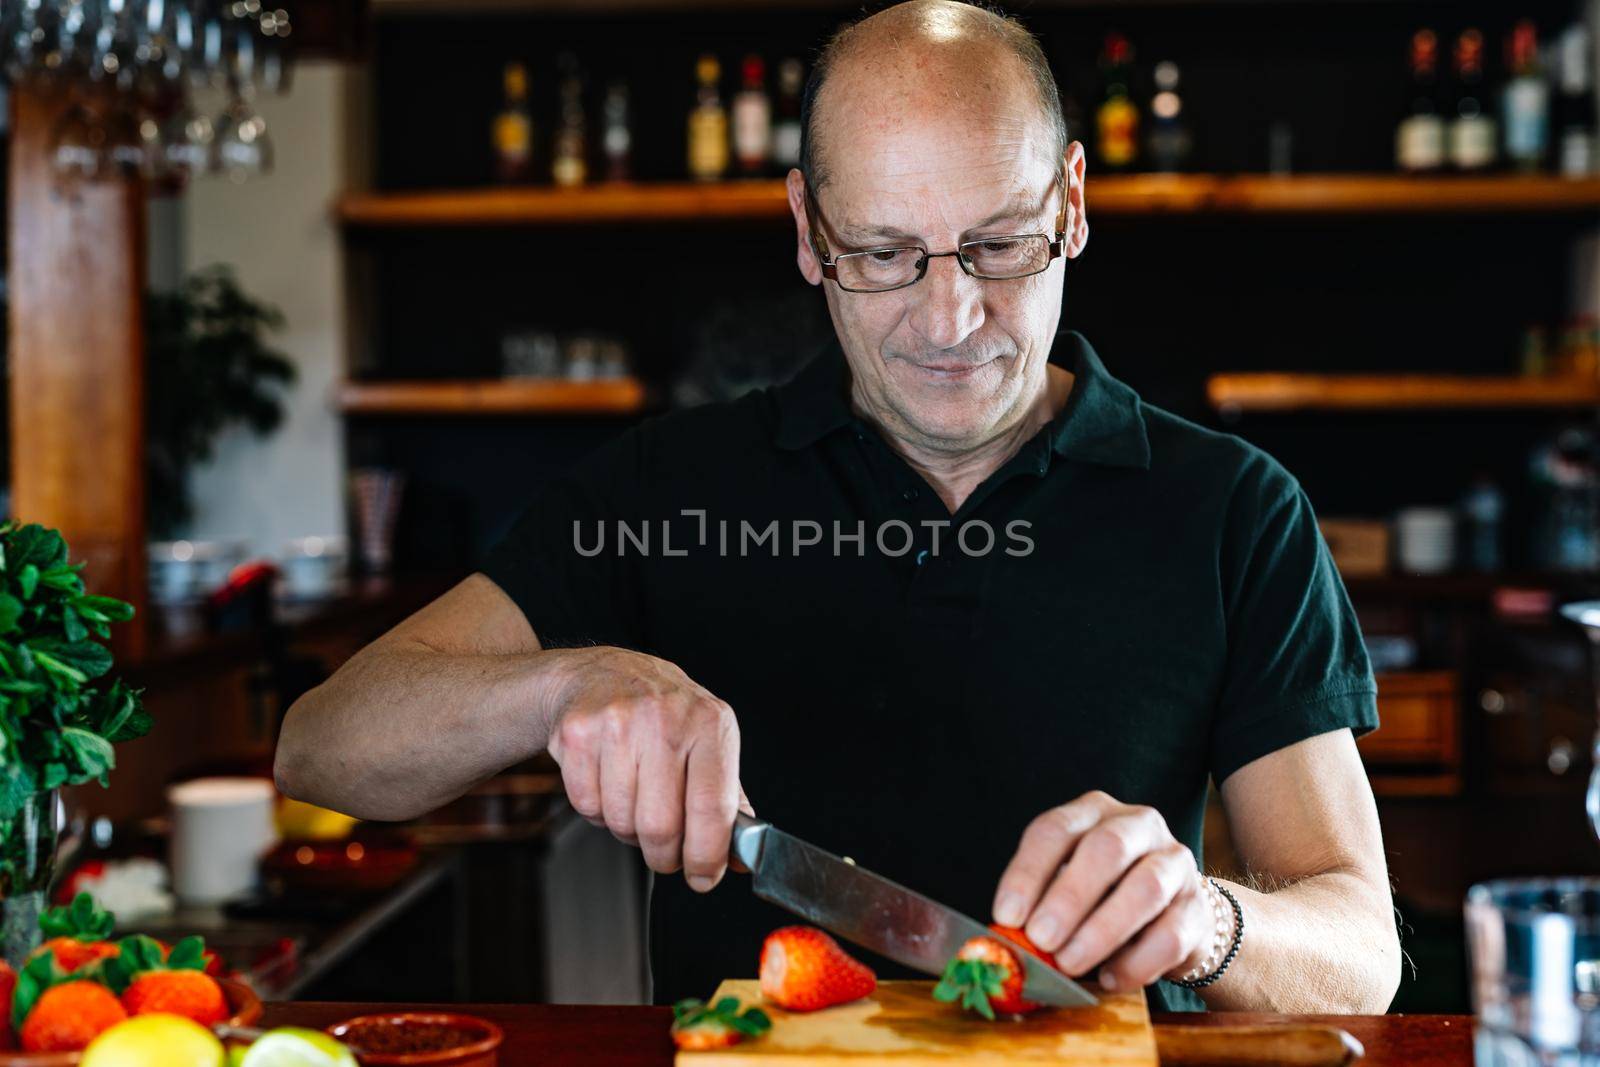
[
  {"xmin": 963, "ymin": 235, "xmax": 1052, "ymax": 279},
  {"xmin": 835, "ymin": 248, "xmax": 923, "ymax": 292}
]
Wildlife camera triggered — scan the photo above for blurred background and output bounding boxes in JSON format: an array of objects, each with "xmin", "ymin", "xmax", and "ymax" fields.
[{"xmin": 5, "ymin": 0, "xmax": 1600, "ymax": 1018}]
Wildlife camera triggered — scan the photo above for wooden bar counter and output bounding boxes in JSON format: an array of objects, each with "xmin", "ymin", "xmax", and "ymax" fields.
[{"xmin": 256, "ymin": 1002, "xmax": 1474, "ymax": 1067}]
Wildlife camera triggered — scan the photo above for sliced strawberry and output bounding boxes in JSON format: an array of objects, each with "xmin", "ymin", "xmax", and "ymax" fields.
[
  {"xmin": 759, "ymin": 926, "xmax": 876, "ymax": 1012},
  {"xmin": 988, "ymin": 924, "xmax": 1057, "ymax": 967},
  {"xmin": 934, "ymin": 935, "xmax": 1042, "ymax": 1020},
  {"xmin": 670, "ymin": 996, "xmax": 771, "ymax": 1050}
]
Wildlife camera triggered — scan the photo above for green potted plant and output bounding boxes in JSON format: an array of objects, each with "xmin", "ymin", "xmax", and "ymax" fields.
[{"xmin": 0, "ymin": 523, "xmax": 148, "ymax": 965}]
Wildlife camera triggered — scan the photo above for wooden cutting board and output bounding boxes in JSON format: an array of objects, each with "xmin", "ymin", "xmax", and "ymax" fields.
[{"xmin": 675, "ymin": 979, "xmax": 1157, "ymax": 1067}]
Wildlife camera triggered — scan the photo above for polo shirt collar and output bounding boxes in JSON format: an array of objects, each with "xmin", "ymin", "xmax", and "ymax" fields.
[{"xmin": 772, "ymin": 330, "xmax": 1151, "ymax": 470}]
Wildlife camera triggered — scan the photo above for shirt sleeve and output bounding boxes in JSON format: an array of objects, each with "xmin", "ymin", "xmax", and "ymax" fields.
[
  {"xmin": 478, "ymin": 429, "xmax": 648, "ymax": 651},
  {"xmin": 1208, "ymin": 454, "xmax": 1378, "ymax": 784}
]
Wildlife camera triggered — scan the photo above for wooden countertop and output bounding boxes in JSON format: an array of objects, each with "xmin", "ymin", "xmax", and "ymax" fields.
[{"xmin": 257, "ymin": 1002, "xmax": 1474, "ymax": 1066}]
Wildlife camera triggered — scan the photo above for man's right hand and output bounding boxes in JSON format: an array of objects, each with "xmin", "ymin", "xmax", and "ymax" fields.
[{"xmin": 542, "ymin": 646, "xmax": 750, "ymax": 892}]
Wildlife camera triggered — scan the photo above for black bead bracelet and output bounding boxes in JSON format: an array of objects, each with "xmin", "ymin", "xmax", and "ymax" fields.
[{"xmin": 1175, "ymin": 880, "xmax": 1244, "ymax": 990}]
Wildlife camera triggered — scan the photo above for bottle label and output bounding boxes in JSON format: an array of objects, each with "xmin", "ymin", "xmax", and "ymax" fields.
[
  {"xmin": 1504, "ymin": 79, "xmax": 1550, "ymax": 162},
  {"xmin": 689, "ymin": 111, "xmax": 729, "ymax": 179},
  {"xmin": 1561, "ymin": 129, "xmax": 1595, "ymax": 176},
  {"xmin": 1450, "ymin": 115, "xmax": 1497, "ymax": 169},
  {"xmin": 733, "ymin": 96, "xmax": 772, "ymax": 168},
  {"xmin": 1396, "ymin": 115, "xmax": 1445, "ymax": 171},
  {"xmin": 494, "ymin": 114, "xmax": 531, "ymax": 163},
  {"xmin": 1098, "ymin": 96, "xmax": 1139, "ymax": 167}
]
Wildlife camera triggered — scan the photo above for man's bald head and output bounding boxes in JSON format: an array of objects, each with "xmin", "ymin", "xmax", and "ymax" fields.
[{"xmin": 799, "ymin": 0, "xmax": 1067, "ymax": 190}]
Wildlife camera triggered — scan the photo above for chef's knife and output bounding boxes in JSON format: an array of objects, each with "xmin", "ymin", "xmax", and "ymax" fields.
[{"xmin": 730, "ymin": 812, "xmax": 1098, "ymax": 1008}]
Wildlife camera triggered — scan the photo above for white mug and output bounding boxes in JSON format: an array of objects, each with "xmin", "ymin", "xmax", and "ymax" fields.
[{"xmin": 167, "ymin": 777, "xmax": 278, "ymax": 906}]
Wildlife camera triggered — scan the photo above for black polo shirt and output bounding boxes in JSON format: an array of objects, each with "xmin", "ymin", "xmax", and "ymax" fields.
[{"xmin": 482, "ymin": 331, "xmax": 1377, "ymax": 1013}]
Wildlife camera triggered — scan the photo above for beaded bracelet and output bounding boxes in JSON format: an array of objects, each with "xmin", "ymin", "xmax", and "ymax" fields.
[{"xmin": 1174, "ymin": 878, "xmax": 1245, "ymax": 990}]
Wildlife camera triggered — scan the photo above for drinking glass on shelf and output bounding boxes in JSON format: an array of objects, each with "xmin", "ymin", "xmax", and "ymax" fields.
[{"xmin": 1466, "ymin": 877, "xmax": 1600, "ymax": 1067}]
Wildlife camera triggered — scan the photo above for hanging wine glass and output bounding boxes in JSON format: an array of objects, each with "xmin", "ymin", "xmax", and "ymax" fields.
[{"xmin": 212, "ymin": 16, "xmax": 269, "ymax": 182}]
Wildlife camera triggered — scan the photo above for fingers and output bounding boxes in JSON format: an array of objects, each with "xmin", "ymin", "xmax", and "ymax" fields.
[
  {"xmin": 598, "ymin": 712, "xmax": 640, "ymax": 846},
  {"xmin": 1023, "ymin": 805, "xmax": 1171, "ymax": 959},
  {"xmin": 1096, "ymin": 882, "xmax": 1210, "ymax": 992},
  {"xmin": 992, "ymin": 792, "xmax": 1114, "ymax": 927},
  {"xmin": 1051, "ymin": 845, "xmax": 1195, "ymax": 977},
  {"xmin": 680, "ymin": 705, "xmax": 741, "ymax": 891},
  {"xmin": 550, "ymin": 710, "xmax": 605, "ymax": 829},
  {"xmin": 634, "ymin": 743, "xmax": 687, "ymax": 876}
]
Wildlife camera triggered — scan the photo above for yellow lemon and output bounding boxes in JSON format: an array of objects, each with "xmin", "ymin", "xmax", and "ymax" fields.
[
  {"xmin": 82, "ymin": 1013, "xmax": 224, "ymax": 1067},
  {"xmin": 276, "ymin": 798, "xmax": 358, "ymax": 841},
  {"xmin": 239, "ymin": 1028, "xmax": 359, "ymax": 1067}
]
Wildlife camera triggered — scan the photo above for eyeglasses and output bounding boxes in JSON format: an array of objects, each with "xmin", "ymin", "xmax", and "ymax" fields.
[{"xmin": 804, "ymin": 167, "xmax": 1071, "ymax": 294}]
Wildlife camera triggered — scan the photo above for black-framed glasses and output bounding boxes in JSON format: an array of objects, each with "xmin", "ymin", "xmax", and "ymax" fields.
[{"xmin": 804, "ymin": 166, "xmax": 1071, "ymax": 294}]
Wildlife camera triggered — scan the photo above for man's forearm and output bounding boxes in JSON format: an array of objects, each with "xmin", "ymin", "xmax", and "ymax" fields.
[
  {"xmin": 275, "ymin": 640, "xmax": 567, "ymax": 821},
  {"xmin": 1197, "ymin": 868, "xmax": 1400, "ymax": 1013}
]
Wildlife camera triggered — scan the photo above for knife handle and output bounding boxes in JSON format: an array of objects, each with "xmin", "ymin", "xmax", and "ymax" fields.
[
  {"xmin": 1154, "ymin": 1024, "xmax": 1364, "ymax": 1067},
  {"xmin": 730, "ymin": 811, "xmax": 769, "ymax": 873}
]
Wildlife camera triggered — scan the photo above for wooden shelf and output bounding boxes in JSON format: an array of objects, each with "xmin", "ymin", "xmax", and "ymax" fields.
[
  {"xmin": 1207, "ymin": 373, "xmax": 1600, "ymax": 412},
  {"xmin": 336, "ymin": 174, "xmax": 1600, "ymax": 228},
  {"xmin": 338, "ymin": 378, "xmax": 649, "ymax": 415}
]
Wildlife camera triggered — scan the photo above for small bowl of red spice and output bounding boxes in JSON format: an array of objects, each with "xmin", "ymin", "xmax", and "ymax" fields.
[{"xmin": 327, "ymin": 1013, "xmax": 503, "ymax": 1067}]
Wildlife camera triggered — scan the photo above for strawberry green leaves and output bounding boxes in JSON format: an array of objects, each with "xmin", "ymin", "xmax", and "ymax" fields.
[
  {"xmin": 671, "ymin": 996, "xmax": 773, "ymax": 1038},
  {"xmin": 40, "ymin": 893, "xmax": 114, "ymax": 942},
  {"xmin": 933, "ymin": 958, "xmax": 1008, "ymax": 1022}
]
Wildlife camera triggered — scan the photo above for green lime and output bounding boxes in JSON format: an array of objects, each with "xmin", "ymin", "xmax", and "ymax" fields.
[
  {"xmin": 82, "ymin": 1014, "xmax": 225, "ymax": 1067},
  {"xmin": 238, "ymin": 1028, "xmax": 359, "ymax": 1067}
]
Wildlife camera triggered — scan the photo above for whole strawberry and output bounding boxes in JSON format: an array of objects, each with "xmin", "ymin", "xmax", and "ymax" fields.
[
  {"xmin": 670, "ymin": 996, "xmax": 771, "ymax": 1050},
  {"xmin": 100, "ymin": 933, "xmax": 229, "ymax": 1026},
  {"xmin": 28, "ymin": 892, "xmax": 117, "ymax": 974},
  {"xmin": 121, "ymin": 968, "xmax": 228, "ymax": 1025},
  {"xmin": 934, "ymin": 935, "xmax": 1041, "ymax": 1020},
  {"xmin": 759, "ymin": 926, "xmax": 876, "ymax": 1012},
  {"xmin": 18, "ymin": 980, "xmax": 126, "ymax": 1051}
]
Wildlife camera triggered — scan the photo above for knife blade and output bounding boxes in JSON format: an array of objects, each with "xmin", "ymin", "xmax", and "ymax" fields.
[{"xmin": 730, "ymin": 812, "xmax": 1098, "ymax": 1008}]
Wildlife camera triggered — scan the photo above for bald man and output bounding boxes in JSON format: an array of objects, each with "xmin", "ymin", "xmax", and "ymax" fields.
[{"xmin": 277, "ymin": 1, "xmax": 1400, "ymax": 1013}]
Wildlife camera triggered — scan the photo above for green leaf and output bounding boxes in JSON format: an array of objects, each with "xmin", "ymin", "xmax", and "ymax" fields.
[
  {"xmin": 672, "ymin": 998, "xmax": 703, "ymax": 1021},
  {"xmin": 16, "ymin": 565, "xmax": 38, "ymax": 601},
  {"xmin": 60, "ymin": 609, "xmax": 87, "ymax": 644},
  {"xmin": 39, "ymin": 567, "xmax": 82, "ymax": 594},
  {"xmin": 12, "ymin": 953, "xmax": 59, "ymax": 1032},
  {"xmin": 165, "ymin": 936, "xmax": 206, "ymax": 972},
  {"xmin": 73, "ymin": 596, "xmax": 134, "ymax": 623},
  {"xmin": 61, "ymin": 727, "xmax": 115, "ymax": 780},
  {"xmin": 25, "ymin": 639, "xmax": 112, "ymax": 681},
  {"xmin": 0, "ymin": 595, "xmax": 22, "ymax": 634},
  {"xmin": 714, "ymin": 997, "xmax": 739, "ymax": 1014},
  {"xmin": 0, "ymin": 679, "xmax": 47, "ymax": 697}
]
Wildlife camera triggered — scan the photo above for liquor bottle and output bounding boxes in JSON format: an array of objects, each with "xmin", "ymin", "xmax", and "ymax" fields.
[
  {"xmin": 771, "ymin": 58, "xmax": 804, "ymax": 172},
  {"xmin": 688, "ymin": 54, "xmax": 730, "ymax": 182},
  {"xmin": 1502, "ymin": 19, "xmax": 1550, "ymax": 172},
  {"xmin": 732, "ymin": 54, "xmax": 772, "ymax": 178},
  {"xmin": 1145, "ymin": 60, "xmax": 1192, "ymax": 172},
  {"xmin": 492, "ymin": 61, "xmax": 534, "ymax": 184},
  {"xmin": 1096, "ymin": 32, "xmax": 1139, "ymax": 171},
  {"xmin": 1448, "ymin": 29, "xmax": 1497, "ymax": 171},
  {"xmin": 1555, "ymin": 22, "xmax": 1595, "ymax": 176},
  {"xmin": 1395, "ymin": 29, "xmax": 1445, "ymax": 172},
  {"xmin": 551, "ymin": 53, "xmax": 588, "ymax": 188},
  {"xmin": 602, "ymin": 81, "xmax": 632, "ymax": 182}
]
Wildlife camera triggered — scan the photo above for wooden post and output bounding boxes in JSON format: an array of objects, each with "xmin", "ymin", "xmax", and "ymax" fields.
[{"xmin": 7, "ymin": 87, "xmax": 148, "ymax": 659}]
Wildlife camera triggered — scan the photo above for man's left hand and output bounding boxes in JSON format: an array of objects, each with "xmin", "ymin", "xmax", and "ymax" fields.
[{"xmin": 991, "ymin": 791, "xmax": 1214, "ymax": 991}]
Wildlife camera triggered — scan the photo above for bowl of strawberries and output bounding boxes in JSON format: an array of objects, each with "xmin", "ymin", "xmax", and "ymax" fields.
[{"xmin": 0, "ymin": 894, "xmax": 258, "ymax": 1063}]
